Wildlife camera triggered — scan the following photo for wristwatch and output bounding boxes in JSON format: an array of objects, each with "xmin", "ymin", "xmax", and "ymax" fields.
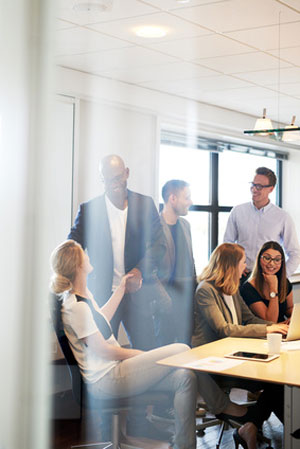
[{"xmin": 269, "ymin": 291, "xmax": 278, "ymax": 298}]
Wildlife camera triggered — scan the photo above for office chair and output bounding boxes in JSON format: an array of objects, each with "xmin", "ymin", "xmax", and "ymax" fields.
[
  {"xmin": 50, "ymin": 293, "xmax": 171, "ymax": 449},
  {"xmin": 195, "ymin": 396, "xmax": 273, "ymax": 449}
]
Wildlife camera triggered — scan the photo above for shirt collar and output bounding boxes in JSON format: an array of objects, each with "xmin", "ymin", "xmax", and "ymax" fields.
[{"xmin": 251, "ymin": 200, "xmax": 272, "ymax": 213}]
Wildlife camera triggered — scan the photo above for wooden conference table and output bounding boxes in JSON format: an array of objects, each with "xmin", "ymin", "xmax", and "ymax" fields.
[{"xmin": 158, "ymin": 337, "xmax": 300, "ymax": 448}]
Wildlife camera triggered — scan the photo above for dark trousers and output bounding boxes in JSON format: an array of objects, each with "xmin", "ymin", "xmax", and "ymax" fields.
[
  {"xmin": 212, "ymin": 374, "xmax": 284, "ymax": 428},
  {"xmin": 110, "ymin": 293, "xmax": 158, "ymax": 351}
]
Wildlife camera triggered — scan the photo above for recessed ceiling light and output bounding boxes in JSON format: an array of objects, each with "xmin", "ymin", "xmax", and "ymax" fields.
[
  {"xmin": 73, "ymin": 0, "xmax": 113, "ymax": 12},
  {"xmin": 134, "ymin": 25, "xmax": 167, "ymax": 38},
  {"xmin": 176, "ymin": 0, "xmax": 191, "ymax": 4}
]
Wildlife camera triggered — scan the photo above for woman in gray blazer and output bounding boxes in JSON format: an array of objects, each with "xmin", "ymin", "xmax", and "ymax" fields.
[{"xmin": 192, "ymin": 243, "xmax": 288, "ymax": 449}]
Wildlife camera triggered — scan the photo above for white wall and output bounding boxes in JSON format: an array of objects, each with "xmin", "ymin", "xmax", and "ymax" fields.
[{"xmin": 73, "ymin": 99, "xmax": 158, "ymax": 213}]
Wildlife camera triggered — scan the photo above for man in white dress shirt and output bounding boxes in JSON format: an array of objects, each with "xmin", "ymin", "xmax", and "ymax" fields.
[
  {"xmin": 68, "ymin": 154, "xmax": 166, "ymax": 350},
  {"xmin": 224, "ymin": 166, "xmax": 300, "ymax": 280}
]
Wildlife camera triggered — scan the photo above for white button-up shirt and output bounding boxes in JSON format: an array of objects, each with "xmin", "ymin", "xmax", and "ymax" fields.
[{"xmin": 224, "ymin": 201, "xmax": 300, "ymax": 276}]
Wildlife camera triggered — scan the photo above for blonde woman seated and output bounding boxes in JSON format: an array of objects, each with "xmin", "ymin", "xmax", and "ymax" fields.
[
  {"xmin": 240, "ymin": 241, "xmax": 293, "ymax": 323},
  {"xmin": 192, "ymin": 243, "xmax": 288, "ymax": 449},
  {"xmin": 50, "ymin": 240, "xmax": 199, "ymax": 449}
]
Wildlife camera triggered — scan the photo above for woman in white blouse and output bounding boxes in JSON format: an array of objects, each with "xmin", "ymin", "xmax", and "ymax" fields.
[
  {"xmin": 50, "ymin": 239, "xmax": 199, "ymax": 449},
  {"xmin": 192, "ymin": 243, "xmax": 288, "ymax": 449}
]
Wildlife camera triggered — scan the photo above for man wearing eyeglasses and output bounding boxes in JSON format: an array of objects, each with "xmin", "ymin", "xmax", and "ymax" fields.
[{"xmin": 224, "ymin": 166, "xmax": 300, "ymax": 281}]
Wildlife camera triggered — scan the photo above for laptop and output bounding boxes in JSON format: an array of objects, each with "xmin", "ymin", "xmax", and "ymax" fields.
[{"xmin": 284, "ymin": 302, "xmax": 300, "ymax": 341}]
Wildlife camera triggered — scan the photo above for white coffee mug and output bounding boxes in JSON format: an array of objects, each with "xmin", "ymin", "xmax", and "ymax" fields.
[{"xmin": 267, "ymin": 333, "xmax": 282, "ymax": 355}]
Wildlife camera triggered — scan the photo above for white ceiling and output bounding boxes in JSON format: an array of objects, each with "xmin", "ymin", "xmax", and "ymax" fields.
[{"xmin": 55, "ymin": 0, "xmax": 300, "ymax": 125}]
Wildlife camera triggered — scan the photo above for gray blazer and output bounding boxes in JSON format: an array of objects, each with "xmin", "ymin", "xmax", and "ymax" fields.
[{"xmin": 192, "ymin": 280, "xmax": 272, "ymax": 347}]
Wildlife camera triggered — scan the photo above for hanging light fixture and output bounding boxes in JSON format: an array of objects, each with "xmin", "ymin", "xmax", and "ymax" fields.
[
  {"xmin": 244, "ymin": 112, "xmax": 300, "ymax": 141},
  {"xmin": 244, "ymin": 12, "xmax": 300, "ymax": 143},
  {"xmin": 282, "ymin": 116, "xmax": 300, "ymax": 142},
  {"xmin": 253, "ymin": 108, "xmax": 273, "ymax": 135}
]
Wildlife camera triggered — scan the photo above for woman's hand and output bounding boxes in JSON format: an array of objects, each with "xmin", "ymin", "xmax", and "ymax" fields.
[
  {"xmin": 263, "ymin": 273, "xmax": 278, "ymax": 297},
  {"xmin": 124, "ymin": 268, "xmax": 143, "ymax": 293},
  {"xmin": 267, "ymin": 322, "xmax": 289, "ymax": 335},
  {"xmin": 119, "ymin": 272, "xmax": 135, "ymax": 292}
]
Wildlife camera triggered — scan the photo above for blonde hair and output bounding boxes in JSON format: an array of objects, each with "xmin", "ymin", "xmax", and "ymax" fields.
[
  {"xmin": 50, "ymin": 240, "xmax": 84, "ymax": 294},
  {"xmin": 199, "ymin": 243, "xmax": 245, "ymax": 295}
]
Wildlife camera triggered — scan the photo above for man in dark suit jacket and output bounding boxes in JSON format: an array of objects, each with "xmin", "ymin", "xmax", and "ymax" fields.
[
  {"xmin": 68, "ymin": 154, "xmax": 166, "ymax": 350},
  {"xmin": 156, "ymin": 180, "xmax": 197, "ymax": 346}
]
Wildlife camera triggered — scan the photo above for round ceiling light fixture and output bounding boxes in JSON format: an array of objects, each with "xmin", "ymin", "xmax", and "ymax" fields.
[
  {"xmin": 134, "ymin": 25, "xmax": 168, "ymax": 38},
  {"xmin": 73, "ymin": 0, "xmax": 113, "ymax": 12}
]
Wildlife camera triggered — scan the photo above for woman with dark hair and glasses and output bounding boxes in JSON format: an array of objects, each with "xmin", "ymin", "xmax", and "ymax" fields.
[{"xmin": 240, "ymin": 241, "xmax": 293, "ymax": 323}]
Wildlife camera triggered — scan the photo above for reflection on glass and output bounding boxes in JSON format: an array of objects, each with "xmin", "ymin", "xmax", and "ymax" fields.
[
  {"xmin": 186, "ymin": 211, "xmax": 209, "ymax": 276},
  {"xmin": 219, "ymin": 151, "xmax": 277, "ymax": 207},
  {"xmin": 159, "ymin": 144, "xmax": 209, "ymax": 205}
]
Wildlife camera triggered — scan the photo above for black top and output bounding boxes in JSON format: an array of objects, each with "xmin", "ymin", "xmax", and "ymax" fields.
[
  {"xmin": 240, "ymin": 280, "xmax": 292, "ymax": 323},
  {"xmin": 76, "ymin": 295, "xmax": 112, "ymax": 340}
]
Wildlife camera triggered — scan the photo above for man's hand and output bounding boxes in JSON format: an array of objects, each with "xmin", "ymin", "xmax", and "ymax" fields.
[{"xmin": 125, "ymin": 268, "xmax": 142, "ymax": 293}]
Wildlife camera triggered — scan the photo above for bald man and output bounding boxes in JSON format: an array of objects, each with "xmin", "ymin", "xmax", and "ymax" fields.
[{"xmin": 68, "ymin": 154, "xmax": 166, "ymax": 350}]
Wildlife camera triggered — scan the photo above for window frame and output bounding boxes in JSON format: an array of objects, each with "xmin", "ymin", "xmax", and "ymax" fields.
[{"xmin": 160, "ymin": 132, "xmax": 284, "ymax": 261}]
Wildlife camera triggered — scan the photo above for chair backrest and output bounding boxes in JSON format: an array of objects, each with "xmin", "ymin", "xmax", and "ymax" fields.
[
  {"xmin": 49, "ymin": 293, "xmax": 173, "ymax": 413},
  {"xmin": 49, "ymin": 292, "xmax": 82, "ymax": 405}
]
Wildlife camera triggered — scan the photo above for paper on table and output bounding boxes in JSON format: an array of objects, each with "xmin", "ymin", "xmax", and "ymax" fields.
[
  {"xmin": 183, "ymin": 356, "xmax": 244, "ymax": 372},
  {"xmin": 281, "ymin": 340, "xmax": 300, "ymax": 351},
  {"xmin": 263, "ymin": 340, "xmax": 300, "ymax": 351}
]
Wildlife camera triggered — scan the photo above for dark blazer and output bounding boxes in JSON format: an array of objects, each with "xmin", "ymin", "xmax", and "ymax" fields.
[
  {"xmin": 192, "ymin": 280, "xmax": 272, "ymax": 348},
  {"xmin": 68, "ymin": 190, "xmax": 166, "ymax": 307}
]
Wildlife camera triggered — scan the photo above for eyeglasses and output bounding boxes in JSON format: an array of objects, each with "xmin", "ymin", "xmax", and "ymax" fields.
[
  {"xmin": 250, "ymin": 182, "xmax": 272, "ymax": 191},
  {"xmin": 261, "ymin": 255, "xmax": 282, "ymax": 265}
]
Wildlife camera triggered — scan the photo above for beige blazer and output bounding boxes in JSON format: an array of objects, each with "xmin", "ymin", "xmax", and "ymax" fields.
[
  {"xmin": 159, "ymin": 214, "xmax": 195, "ymax": 283},
  {"xmin": 192, "ymin": 280, "xmax": 272, "ymax": 347}
]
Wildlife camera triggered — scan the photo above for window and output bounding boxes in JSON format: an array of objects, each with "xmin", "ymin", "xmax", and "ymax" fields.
[{"xmin": 159, "ymin": 134, "xmax": 284, "ymax": 275}]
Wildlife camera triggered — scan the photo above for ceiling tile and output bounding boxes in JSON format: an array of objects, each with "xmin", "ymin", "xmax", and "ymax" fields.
[
  {"xmin": 54, "ymin": 0, "xmax": 300, "ymax": 124},
  {"xmin": 88, "ymin": 12, "xmax": 210, "ymax": 44},
  {"xmin": 57, "ymin": 0, "xmax": 157, "ymax": 26},
  {"xmin": 278, "ymin": 0, "xmax": 300, "ymax": 12},
  {"xmin": 56, "ymin": 46, "xmax": 179, "ymax": 73},
  {"xmin": 266, "ymin": 82, "xmax": 300, "ymax": 96},
  {"xmin": 236, "ymin": 67, "xmax": 300, "ymax": 85},
  {"xmin": 55, "ymin": 27, "xmax": 131, "ymax": 56},
  {"xmin": 56, "ymin": 19, "xmax": 76, "ymax": 30},
  {"xmin": 196, "ymin": 52, "xmax": 292, "ymax": 74},
  {"xmin": 173, "ymin": 0, "xmax": 300, "ymax": 33},
  {"xmin": 268, "ymin": 46, "xmax": 300, "ymax": 66},
  {"xmin": 227, "ymin": 21, "xmax": 300, "ymax": 52},
  {"xmin": 100, "ymin": 61, "xmax": 218, "ymax": 84},
  {"xmin": 141, "ymin": 74, "xmax": 252, "ymax": 92},
  {"xmin": 148, "ymin": 33, "xmax": 253, "ymax": 60},
  {"xmin": 140, "ymin": 0, "xmax": 231, "ymax": 11}
]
